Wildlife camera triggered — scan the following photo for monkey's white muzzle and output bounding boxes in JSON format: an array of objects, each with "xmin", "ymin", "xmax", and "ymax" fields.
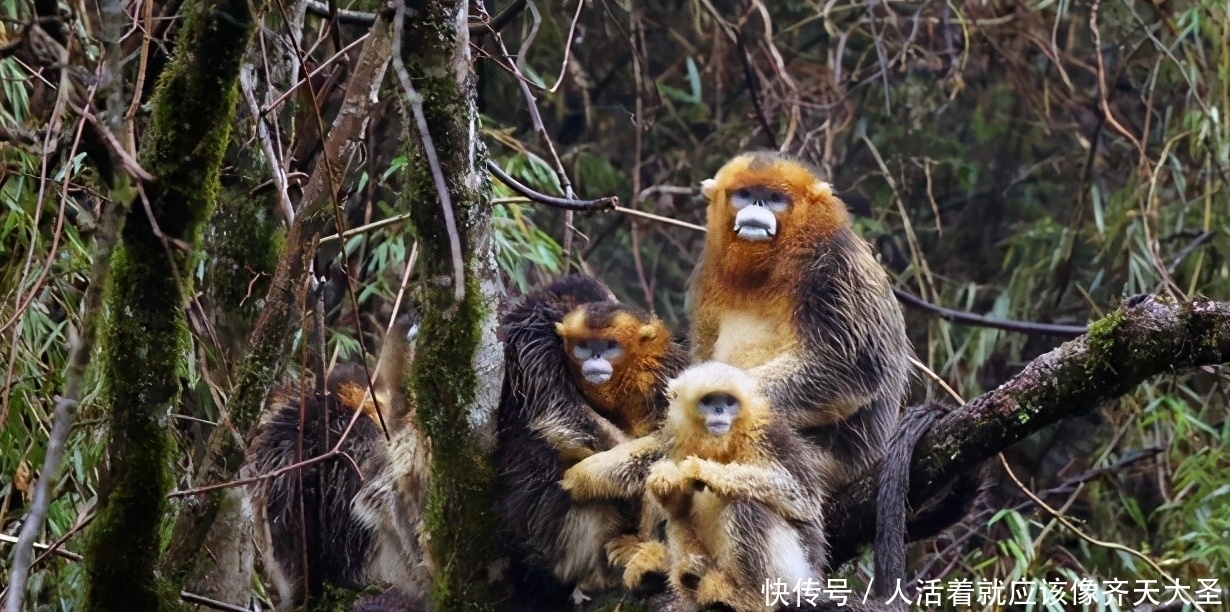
[{"xmin": 733, "ymin": 207, "xmax": 777, "ymax": 241}]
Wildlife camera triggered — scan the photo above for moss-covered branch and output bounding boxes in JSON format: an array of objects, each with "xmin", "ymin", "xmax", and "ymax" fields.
[
  {"xmin": 824, "ymin": 294, "xmax": 1230, "ymax": 569},
  {"xmin": 82, "ymin": 0, "xmax": 252, "ymax": 608},
  {"xmin": 398, "ymin": 1, "xmax": 505, "ymax": 609},
  {"xmin": 159, "ymin": 6, "xmax": 396, "ymax": 582}
]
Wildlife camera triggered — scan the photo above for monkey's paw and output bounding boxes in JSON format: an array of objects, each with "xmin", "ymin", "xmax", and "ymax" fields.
[
  {"xmin": 672, "ymin": 552, "xmax": 711, "ymax": 592},
  {"xmin": 559, "ymin": 464, "xmax": 590, "ymax": 499},
  {"xmin": 694, "ymin": 570, "xmax": 745, "ymax": 611},
  {"xmin": 677, "ymin": 457, "xmax": 710, "ymax": 491},
  {"xmin": 622, "ymin": 541, "xmax": 670, "ymax": 596},
  {"xmin": 646, "ymin": 461, "xmax": 683, "ymax": 501}
]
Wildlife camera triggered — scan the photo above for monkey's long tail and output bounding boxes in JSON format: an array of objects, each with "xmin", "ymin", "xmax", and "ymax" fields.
[
  {"xmin": 873, "ymin": 401, "xmax": 987, "ymax": 603},
  {"xmin": 872, "ymin": 401, "xmax": 940, "ymax": 601}
]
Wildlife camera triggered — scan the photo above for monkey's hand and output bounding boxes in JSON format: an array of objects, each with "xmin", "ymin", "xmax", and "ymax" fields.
[
  {"xmin": 646, "ymin": 461, "xmax": 683, "ymax": 500},
  {"xmin": 647, "ymin": 461, "xmax": 694, "ymax": 518},
  {"xmin": 561, "ymin": 435, "xmax": 663, "ymax": 501},
  {"xmin": 679, "ymin": 458, "xmax": 816, "ymax": 522}
]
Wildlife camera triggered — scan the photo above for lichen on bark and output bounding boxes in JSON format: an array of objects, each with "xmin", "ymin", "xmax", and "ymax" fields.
[
  {"xmin": 81, "ymin": 0, "xmax": 253, "ymax": 607},
  {"xmin": 399, "ymin": 0, "xmax": 505, "ymax": 609}
]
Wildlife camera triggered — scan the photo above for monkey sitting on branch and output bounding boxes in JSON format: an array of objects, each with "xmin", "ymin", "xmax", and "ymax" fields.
[
  {"xmin": 494, "ymin": 274, "xmax": 689, "ymax": 607},
  {"xmin": 689, "ymin": 150, "xmax": 913, "ymax": 493},
  {"xmin": 248, "ymin": 311, "xmax": 430, "ymax": 611},
  {"xmin": 566, "ymin": 361, "xmax": 900, "ymax": 612}
]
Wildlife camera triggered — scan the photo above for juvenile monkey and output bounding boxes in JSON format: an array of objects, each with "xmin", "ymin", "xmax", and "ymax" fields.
[
  {"xmin": 689, "ymin": 150, "xmax": 913, "ymax": 491},
  {"xmin": 494, "ymin": 275, "xmax": 688, "ymax": 606},
  {"xmin": 248, "ymin": 312, "xmax": 429, "ymax": 609},
  {"xmin": 567, "ymin": 362, "xmax": 899, "ymax": 612}
]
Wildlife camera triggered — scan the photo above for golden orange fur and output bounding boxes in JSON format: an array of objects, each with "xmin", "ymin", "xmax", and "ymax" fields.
[
  {"xmin": 556, "ymin": 308, "xmax": 675, "ymax": 437},
  {"xmin": 335, "ymin": 380, "xmax": 380, "ymax": 422},
  {"xmin": 660, "ymin": 363, "xmax": 772, "ymax": 465},
  {"xmin": 691, "ymin": 152, "xmax": 849, "ymax": 368}
]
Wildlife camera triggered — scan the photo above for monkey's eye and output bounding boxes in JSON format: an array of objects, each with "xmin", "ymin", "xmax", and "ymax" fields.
[
  {"xmin": 729, "ymin": 188, "xmax": 754, "ymax": 210},
  {"xmin": 571, "ymin": 344, "xmax": 592, "ymax": 361},
  {"xmin": 601, "ymin": 341, "xmax": 623, "ymax": 360},
  {"xmin": 763, "ymin": 191, "xmax": 790, "ymax": 212}
]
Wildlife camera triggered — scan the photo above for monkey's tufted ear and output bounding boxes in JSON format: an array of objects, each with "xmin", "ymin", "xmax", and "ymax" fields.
[
  {"xmin": 808, "ymin": 179, "xmax": 833, "ymax": 199},
  {"xmin": 638, "ymin": 324, "xmax": 659, "ymax": 342},
  {"xmin": 700, "ymin": 178, "xmax": 717, "ymax": 200},
  {"xmin": 554, "ymin": 322, "xmax": 567, "ymax": 337}
]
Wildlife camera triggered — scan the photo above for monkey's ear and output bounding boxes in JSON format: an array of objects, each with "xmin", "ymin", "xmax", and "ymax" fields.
[
  {"xmin": 808, "ymin": 179, "xmax": 833, "ymax": 199},
  {"xmin": 700, "ymin": 178, "xmax": 717, "ymax": 200},
  {"xmin": 638, "ymin": 324, "xmax": 659, "ymax": 342}
]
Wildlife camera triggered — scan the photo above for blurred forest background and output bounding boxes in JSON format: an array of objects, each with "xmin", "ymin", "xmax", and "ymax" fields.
[{"xmin": 1, "ymin": 0, "xmax": 1228, "ymax": 609}]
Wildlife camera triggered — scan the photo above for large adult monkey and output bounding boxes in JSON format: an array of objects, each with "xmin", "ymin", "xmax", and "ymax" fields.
[
  {"xmin": 689, "ymin": 150, "xmax": 931, "ymax": 604},
  {"xmin": 689, "ymin": 150, "xmax": 913, "ymax": 492},
  {"xmin": 494, "ymin": 274, "xmax": 689, "ymax": 608}
]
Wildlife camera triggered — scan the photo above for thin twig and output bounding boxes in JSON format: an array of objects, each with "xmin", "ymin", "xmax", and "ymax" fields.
[
  {"xmin": 1167, "ymin": 230, "xmax": 1215, "ymax": 273},
  {"xmin": 391, "ymin": 0, "xmax": 464, "ymax": 303},
  {"xmin": 301, "ymin": 0, "xmax": 526, "ymax": 36},
  {"xmin": 893, "ymin": 288, "xmax": 1089, "ymax": 336},
  {"xmin": 1090, "ymin": 0, "xmax": 1146, "ymax": 161},
  {"xmin": 178, "ymin": 591, "xmax": 252, "ymax": 612},
  {"xmin": 317, "ymin": 211, "xmax": 412, "ymax": 245},
  {"xmin": 485, "ymin": 160, "xmax": 617, "ymax": 210},
  {"xmin": 4, "ymin": 196, "xmax": 119, "ymax": 612},
  {"xmin": 303, "ymin": 0, "xmax": 381, "ymax": 25},
  {"xmin": 0, "ymin": 534, "xmax": 83, "ymax": 561},
  {"xmin": 241, "ymin": 63, "xmax": 294, "ymax": 223},
  {"xmin": 259, "ymin": 32, "xmax": 370, "ymax": 116},
  {"xmin": 482, "ymin": 9, "xmax": 578, "ymax": 256}
]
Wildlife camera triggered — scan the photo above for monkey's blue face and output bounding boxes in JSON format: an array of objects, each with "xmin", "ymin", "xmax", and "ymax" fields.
[
  {"xmin": 729, "ymin": 185, "xmax": 790, "ymax": 242},
  {"xmin": 697, "ymin": 392, "xmax": 740, "ymax": 436},
  {"xmin": 571, "ymin": 339, "xmax": 624, "ymax": 385}
]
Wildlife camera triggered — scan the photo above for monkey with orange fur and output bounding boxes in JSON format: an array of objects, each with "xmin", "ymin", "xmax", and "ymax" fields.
[
  {"xmin": 494, "ymin": 275, "xmax": 688, "ymax": 607},
  {"xmin": 689, "ymin": 150, "xmax": 913, "ymax": 493}
]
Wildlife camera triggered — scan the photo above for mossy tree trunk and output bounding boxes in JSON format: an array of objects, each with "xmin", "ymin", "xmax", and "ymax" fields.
[
  {"xmin": 82, "ymin": 0, "xmax": 253, "ymax": 608},
  {"xmin": 400, "ymin": 1, "xmax": 506, "ymax": 609}
]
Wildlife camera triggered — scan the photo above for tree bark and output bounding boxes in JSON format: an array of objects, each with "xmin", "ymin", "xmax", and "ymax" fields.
[
  {"xmin": 159, "ymin": 6, "xmax": 396, "ymax": 583},
  {"xmin": 397, "ymin": 1, "xmax": 505, "ymax": 609},
  {"xmin": 82, "ymin": 0, "xmax": 253, "ymax": 607},
  {"xmin": 825, "ymin": 294, "xmax": 1230, "ymax": 569}
]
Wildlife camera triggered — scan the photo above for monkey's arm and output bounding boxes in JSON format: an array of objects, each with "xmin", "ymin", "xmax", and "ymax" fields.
[
  {"xmin": 529, "ymin": 402, "xmax": 631, "ymax": 465},
  {"xmin": 748, "ymin": 351, "xmax": 876, "ymax": 428},
  {"xmin": 562, "ymin": 435, "xmax": 665, "ymax": 501},
  {"xmin": 679, "ymin": 457, "xmax": 818, "ymax": 522},
  {"xmin": 762, "ymin": 239, "xmax": 911, "ymax": 429}
]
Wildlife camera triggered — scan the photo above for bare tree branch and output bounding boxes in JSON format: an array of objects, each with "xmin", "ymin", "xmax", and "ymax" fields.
[
  {"xmin": 4, "ymin": 200, "xmax": 119, "ymax": 612},
  {"xmin": 485, "ymin": 159, "xmax": 618, "ymax": 210},
  {"xmin": 892, "ymin": 288, "xmax": 1089, "ymax": 337},
  {"xmin": 825, "ymin": 294, "xmax": 1230, "ymax": 569}
]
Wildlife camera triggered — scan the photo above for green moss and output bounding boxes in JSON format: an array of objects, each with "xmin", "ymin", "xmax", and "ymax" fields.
[
  {"xmin": 1082, "ymin": 309, "xmax": 1125, "ymax": 378},
  {"xmin": 399, "ymin": 2, "xmax": 504, "ymax": 609},
  {"xmin": 82, "ymin": 239, "xmax": 184, "ymax": 612},
  {"xmin": 206, "ymin": 189, "xmax": 280, "ymax": 322},
  {"xmin": 82, "ymin": 0, "xmax": 253, "ymax": 605}
]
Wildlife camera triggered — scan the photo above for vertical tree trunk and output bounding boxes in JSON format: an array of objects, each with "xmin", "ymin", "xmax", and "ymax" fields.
[
  {"xmin": 399, "ymin": 1, "xmax": 506, "ymax": 609},
  {"xmin": 82, "ymin": 0, "xmax": 253, "ymax": 608}
]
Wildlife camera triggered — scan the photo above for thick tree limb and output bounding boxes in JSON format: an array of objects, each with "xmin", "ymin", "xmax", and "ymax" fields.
[{"xmin": 825, "ymin": 294, "xmax": 1230, "ymax": 569}]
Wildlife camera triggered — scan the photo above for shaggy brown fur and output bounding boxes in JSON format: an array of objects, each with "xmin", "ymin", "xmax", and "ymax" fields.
[{"xmin": 494, "ymin": 274, "xmax": 688, "ymax": 608}]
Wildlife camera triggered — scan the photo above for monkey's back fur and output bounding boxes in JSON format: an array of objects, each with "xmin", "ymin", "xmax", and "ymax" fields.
[{"xmin": 249, "ymin": 364, "xmax": 392, "ymax": 606}]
